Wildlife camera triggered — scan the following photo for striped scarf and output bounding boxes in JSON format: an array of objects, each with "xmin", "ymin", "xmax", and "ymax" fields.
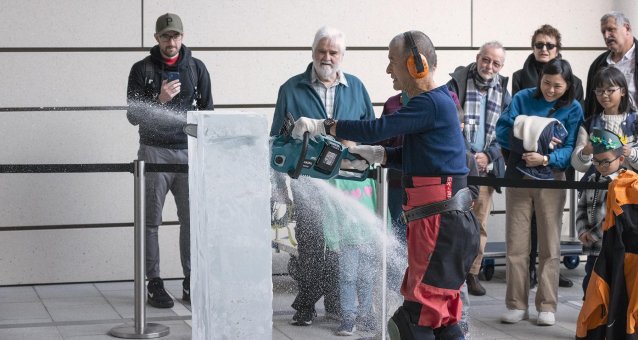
[{"xmin": 463, "ymin": 64, "xmax": 503, "ymax": 150}]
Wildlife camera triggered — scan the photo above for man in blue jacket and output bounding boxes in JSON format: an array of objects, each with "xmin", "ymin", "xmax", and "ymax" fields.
[{"xmin": 270, "ymin": 26, "xmax": 375, "ymax": 327}]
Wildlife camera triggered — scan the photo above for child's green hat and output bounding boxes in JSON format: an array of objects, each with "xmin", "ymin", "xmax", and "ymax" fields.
[{"xmin": 590, "ymin": 127, "xmax": 625, "ymax": 154}]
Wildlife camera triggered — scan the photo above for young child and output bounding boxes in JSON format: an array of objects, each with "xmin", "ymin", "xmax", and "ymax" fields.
[
  {"xmin": 572, "ymin": 66, "xmax": 638, "ymax": 173},
  {"xmin": 576, "ymin": 128, "xmax": 625, "ymax": 297},
  {"xmin": 322, "ymin": 173, "xmax": 378, "ymax": 336}
]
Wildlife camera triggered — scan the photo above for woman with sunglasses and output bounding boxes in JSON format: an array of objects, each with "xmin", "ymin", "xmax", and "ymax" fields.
[
  {"xmin": 512, "ymin": 24, "xmax": 584, "ymax": 291},
  {"xmin": 571, "ymin": 66, "xmax": 638, "ymax": 173},
  {"xmin": 512, "ymin": 24, "xmax": 584, "ymax": 102},
  {"xmin": 496, "ymin": 58, "xmax": 584, "ymax": 327}
]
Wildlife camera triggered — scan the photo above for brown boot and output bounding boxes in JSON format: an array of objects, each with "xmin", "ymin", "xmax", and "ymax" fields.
[{"xmin": 466, "ymin": 273, "xmax": 486, "ymax": 296}]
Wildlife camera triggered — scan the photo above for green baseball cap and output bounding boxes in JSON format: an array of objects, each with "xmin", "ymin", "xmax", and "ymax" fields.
[{"xmin": 156, "ymin": 13, "xmax": 183, "ymax": 34}]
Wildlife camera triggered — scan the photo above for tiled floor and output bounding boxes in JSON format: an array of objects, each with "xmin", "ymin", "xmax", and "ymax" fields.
[{"xmin": 0, "ymin": 263, "xmax": 588, "ymax": 340}]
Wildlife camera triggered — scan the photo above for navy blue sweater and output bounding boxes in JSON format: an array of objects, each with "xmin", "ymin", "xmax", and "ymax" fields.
[{"xmin": 336, "ymin": 86, "xmax": 469, "ymax": 176}]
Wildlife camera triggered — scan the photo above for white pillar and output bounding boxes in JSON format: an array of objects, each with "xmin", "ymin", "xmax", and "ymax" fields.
[{"xmin": 187, "ymin": 110, "xmax": 272, "ymax": 340}]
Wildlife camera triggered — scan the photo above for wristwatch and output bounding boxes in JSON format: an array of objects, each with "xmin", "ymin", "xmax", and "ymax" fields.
[
  {"xmin": 324, "ymin": 118, "xmax": 336, "ymax": 136},
  {"xmin": 542, "ymin": 155, "xmax": 549, "ymax": 166}
]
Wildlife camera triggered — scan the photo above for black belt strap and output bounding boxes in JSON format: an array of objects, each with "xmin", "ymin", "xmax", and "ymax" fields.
[{"xmin": 401, "ymin": 188, "xmax": 473, "ymax": 224}]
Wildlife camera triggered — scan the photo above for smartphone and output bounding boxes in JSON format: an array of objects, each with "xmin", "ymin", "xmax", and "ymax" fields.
[
  {"xmin": 553, "ymin": 123, "xmax": 568, "ymax": 141},
  {"xmin": 166, "ymin": 71, "xmax": 180, "ymax": 83}
]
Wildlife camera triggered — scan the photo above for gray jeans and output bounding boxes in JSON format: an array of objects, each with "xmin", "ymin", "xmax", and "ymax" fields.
[{"xmin": 138, "ymin": 144, "xmax": 190, "ymax": 279}]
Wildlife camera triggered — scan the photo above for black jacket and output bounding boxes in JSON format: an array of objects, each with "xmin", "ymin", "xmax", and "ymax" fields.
[
  {"xmin": 512, "ymin": 53, "xmax": 584, "ymax": 104},
  {"xmin": 584, "ymin": 38, "xmax": 638, "ymax": 121},
  {"xmin": 127, "ymin": 45, "xmax": 214, "ymax": 149}
]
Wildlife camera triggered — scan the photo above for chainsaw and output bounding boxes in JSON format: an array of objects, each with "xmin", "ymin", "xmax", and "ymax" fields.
[{"xmin": 270, "ymin": 113, "xmax": 369, "ymax": 181}]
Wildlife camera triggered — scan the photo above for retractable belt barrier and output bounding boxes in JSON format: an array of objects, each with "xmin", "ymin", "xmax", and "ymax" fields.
[
  {"xmin": 467, "ymin": 175, "xmax": 608, "ymax": 190},
  {"xmin": 0, "ymin": 163, "xmax": 603, "ymax": 191},
  {"xmin": 0, "ymin": 163, "xmax": 188, "ymax": 174}
]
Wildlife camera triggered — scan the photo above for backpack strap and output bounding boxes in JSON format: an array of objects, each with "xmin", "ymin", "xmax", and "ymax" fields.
[
  {"xmin": 143, "ymin": 56, "xmax": 156, "ymax": 88},
  {"xmin": 187, "ymin": 58, "xmax": 201, "ymax": 108}
]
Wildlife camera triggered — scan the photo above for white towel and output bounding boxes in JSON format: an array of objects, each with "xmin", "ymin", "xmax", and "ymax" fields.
[{"xmin": 513, "ymin": 115, "xmax": 559, "ymax": 152}]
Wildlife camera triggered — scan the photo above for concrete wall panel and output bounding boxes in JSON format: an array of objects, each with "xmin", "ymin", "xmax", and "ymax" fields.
[
  {"xmin": 2, "ymin": 0, "xmax": 141, "ymax": 48},
  {"xmin": 142, "ymin": 0, "xmax": 472, "ymax": 47},
  {"xmin": 473, "ymin": 0, "xmax": 612, "ymax": 48}
]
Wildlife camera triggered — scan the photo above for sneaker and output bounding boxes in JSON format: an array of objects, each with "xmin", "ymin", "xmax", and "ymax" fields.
[
  {"xmin": 537, "ymin": 311, "xmax": 555, "ymax": 326},
  {"xmin": 466, "ymin": 273, "xmax": 486, "ymax": 296},
  {"xmin": 147, "ymin": 277, "xmax": 174, "ymax": 308},
  {"xmin": 501, "ymin": 309, "xmax": 528, "ymax": 324},
  {"xmin": 290, "ymin": 309, "xmax": 315, "ymax": 326},
  {"xmin": 182, "ymin": 276, "xmax": 190, "ymax": 302},
  {"xmin": 336, "ymin": 319, "xmax": 356, "ymax": 336},
  {"xmin": 559, "ymin": 274, "xmax": 573, "ymax": 288},
  {"xmin": 356, "ymin": 315, "xmax": 376, "ymax": 332}
]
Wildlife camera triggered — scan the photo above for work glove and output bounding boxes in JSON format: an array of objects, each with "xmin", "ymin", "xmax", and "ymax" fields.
[
  {"xmin": 342, "ymin": 145, "xmax": 385, "ymax": 171},
  {"xmin": 291, "ymin": 117, "xmax": 326, "ymax": 140}
]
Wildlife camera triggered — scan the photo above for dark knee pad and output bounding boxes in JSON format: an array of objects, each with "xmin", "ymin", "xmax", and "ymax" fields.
[
  {"xmin": 433, "ymin": 323, "xmax": 464, "ymax": 340},
  {"xmin": 387, "ymin": 307, "xmax": 435, "ymax": 340}
]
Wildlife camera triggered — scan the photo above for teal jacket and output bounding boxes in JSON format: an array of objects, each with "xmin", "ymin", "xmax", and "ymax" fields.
[{"xmin": 269, "ymin": 63, "xmax": 375, "ymax": 136}]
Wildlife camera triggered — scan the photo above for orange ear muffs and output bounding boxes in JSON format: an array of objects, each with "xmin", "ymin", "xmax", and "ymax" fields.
[
  {"xmin": 407, "ymin": 54, "xmax": 429, "ymax": 79},
  {"xmin": 403, "ymin": 31, "xmax": 429, "ymax": 79}
]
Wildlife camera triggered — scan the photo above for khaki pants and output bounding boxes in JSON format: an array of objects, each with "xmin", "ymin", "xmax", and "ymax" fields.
[
  {"xmin": 504, "ymin": 174, "xmax": 566, "ymax": 313},
  {"xmin": 469, "ymin": 185, "xmax": 494, "ymax": 275}
]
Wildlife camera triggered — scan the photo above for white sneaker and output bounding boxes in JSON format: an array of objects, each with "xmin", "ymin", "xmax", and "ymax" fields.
[
  {"xmin": 501, "ymin": 309, "xmax": 529, "ymax": 324},
  {"xmin": 537, "ymin": 311, "xmax": 555, "ymax": 326}
]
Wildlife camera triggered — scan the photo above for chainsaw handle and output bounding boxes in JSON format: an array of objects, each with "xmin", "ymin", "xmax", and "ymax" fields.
[{"xmin": 288, "ymin": 131, "xmax": 309, "ymax": 179}]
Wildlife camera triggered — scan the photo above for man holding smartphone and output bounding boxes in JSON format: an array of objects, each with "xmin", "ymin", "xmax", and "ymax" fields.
[{"xmin": 126, "ymin": 12, "xmax": 214, "ymax": 308}]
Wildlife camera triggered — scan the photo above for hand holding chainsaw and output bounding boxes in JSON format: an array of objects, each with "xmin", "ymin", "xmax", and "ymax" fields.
[
  {"xmin": 342, "ymin": 145, "xmax": 386, "ymax": 171},
  {"xmin": 291, "ymin": 117, "xmax": 326, "ymax": 140}
]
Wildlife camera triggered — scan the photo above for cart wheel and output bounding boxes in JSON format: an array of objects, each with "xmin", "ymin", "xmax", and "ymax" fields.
[
  {"xmin": 481, "ymin": 258, "xmax": 496, "ymax": 281},
  {"xmin": 563, "ymin": 255, "xmax": 580, "ymax": 269}
]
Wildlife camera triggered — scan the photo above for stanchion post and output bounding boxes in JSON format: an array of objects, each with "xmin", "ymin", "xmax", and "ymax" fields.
[
  {"xmin": 110, "ymin": 160, "xmax": 170, "ymax": 339},
  {"xmin": 568, "ymin": 188, "xmax": 577, "ymax": 240},
  {"xmin": 374, "ymin": 166, "xmax": 389, "ymax": 340}
]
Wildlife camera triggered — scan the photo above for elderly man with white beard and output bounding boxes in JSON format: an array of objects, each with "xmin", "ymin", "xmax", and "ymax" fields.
[{"xmin": 269, "ymin": 26, "xmax": 375, "ymax": 328}]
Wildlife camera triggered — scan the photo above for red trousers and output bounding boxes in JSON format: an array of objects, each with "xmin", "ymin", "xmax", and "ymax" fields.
[{"xmin": 400, "ymin": 176, "xmax": 479, "ymax": 328}]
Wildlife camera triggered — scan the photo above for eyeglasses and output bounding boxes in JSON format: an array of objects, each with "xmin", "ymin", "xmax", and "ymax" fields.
[
  {"xmin": 159, "ymin": 33, "xmax": 182, "ymax": 42},
  {"xmin": 592, "ymin": 155, "xmax": 621, "ymax": 168},
  {"xmin": 479, "ymin": 56, "xmax": 503, "ymax": 69},
  {"xmin": 594, "ymin": 87, "xmax": 621, "ymax": 96},
  {"xmin": 533, "ymin": 42, "xmax": 557, "ymax": 50}
]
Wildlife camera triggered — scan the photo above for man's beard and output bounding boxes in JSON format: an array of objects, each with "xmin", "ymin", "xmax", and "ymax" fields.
[
  {"xmin": 478, "ymin": 69, "xmax": 494, "ymax": 81},
  {"xmin": 313, "ymin": 61, "xmax": 338, "ymax": 81}
]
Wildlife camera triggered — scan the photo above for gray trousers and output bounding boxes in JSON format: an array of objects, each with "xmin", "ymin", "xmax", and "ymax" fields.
[{"xmin": 138, "ymin": 144, "xmax": 190, "ymax": 279}]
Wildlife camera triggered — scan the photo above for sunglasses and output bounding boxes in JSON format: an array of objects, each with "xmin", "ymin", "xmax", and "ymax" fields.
[{"xmin": 534, "ymin": 42, "xmax": 557, "ymax": 50}]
